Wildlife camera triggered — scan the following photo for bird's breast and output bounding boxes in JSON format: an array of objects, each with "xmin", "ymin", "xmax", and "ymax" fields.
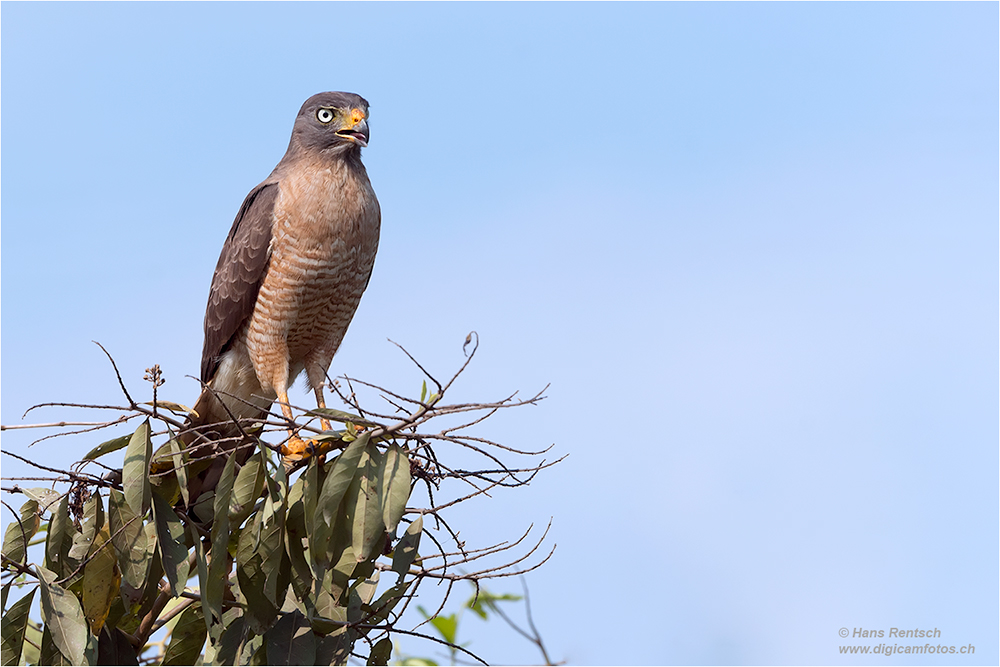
[
  {"xmin": 247, "ymin": 157, "xmax": 380, "ymax": 369},
  {"xmin": 273, "ymin": 159, "xmax": 380, "ymax": 258}
]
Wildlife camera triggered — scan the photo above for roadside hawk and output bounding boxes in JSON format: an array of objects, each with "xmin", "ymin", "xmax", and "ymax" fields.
[{"xmin": 181, "ymin": 91, "xmax": 380, "ymax": 504}]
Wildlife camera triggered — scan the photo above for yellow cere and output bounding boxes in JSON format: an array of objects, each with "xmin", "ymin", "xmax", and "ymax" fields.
[{"xmin": 350, "ymin": 108, "xmax": 365, "ymax": 125}]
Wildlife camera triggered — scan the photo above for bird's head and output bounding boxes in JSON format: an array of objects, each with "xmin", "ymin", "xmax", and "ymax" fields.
[{"xmin": 289, "ymin": 91, "xmax": 371, "ymax": 157}]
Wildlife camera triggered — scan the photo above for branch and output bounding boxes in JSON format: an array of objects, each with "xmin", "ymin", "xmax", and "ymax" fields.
[
  {"xmin": 94, "ymin": 340, "xmax": 137, "ymax": 407},
  {"xmin": 1, "ymin": 450, "xmax": 109, "ymax": 488}
]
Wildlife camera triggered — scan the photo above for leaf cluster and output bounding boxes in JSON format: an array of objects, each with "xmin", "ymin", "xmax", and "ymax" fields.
[{"xmin": 1, "ymin": 335, "xmax": 559, "ymax": 665}]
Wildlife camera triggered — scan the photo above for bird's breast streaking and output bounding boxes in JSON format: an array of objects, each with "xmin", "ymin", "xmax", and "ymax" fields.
[{"xmin": 247, "ymin": 155, "xmax": 380, "ymax": 396}]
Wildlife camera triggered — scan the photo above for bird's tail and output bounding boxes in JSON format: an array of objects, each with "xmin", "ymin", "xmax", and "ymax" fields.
[{"xmin": 178, "ymin": 386, "xmax": 272, "ymax": 519}]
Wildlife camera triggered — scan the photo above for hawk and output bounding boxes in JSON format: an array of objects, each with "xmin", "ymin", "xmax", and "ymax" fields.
[{"xmin": 181, "ymin": 91, "xmax": 380, "ymax": 504}]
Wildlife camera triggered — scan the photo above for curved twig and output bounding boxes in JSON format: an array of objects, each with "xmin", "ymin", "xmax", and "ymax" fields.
[{"xmin": 94, "ymin": 340, "xmax": 137, "ymax": 407}]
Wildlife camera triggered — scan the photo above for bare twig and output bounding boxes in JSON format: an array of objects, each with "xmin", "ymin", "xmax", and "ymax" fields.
[
  {"xmin": 1, "ymin": 419, "xmax": 132, "ymax": 431},
  {"xmin": 94, "ymin": 340, "xmax": 137, "ymax": 407},
  {"xmin": 149, "ymin": 597, "xmax": 198, "ymax": 632},
  {"xmin": 519, "ymin": 577, "xmax": 558, "ymax": 665},
  {"xmin": 361, "ymin": 622, "xmax": 488, "ymax": 666},
  {"xmin": 1, "ymin": 450, "xmax": 108, "ymax": 488},
  {"xmin": 388, "ymin": 338, "xmax": 443, "ymax": 396}
]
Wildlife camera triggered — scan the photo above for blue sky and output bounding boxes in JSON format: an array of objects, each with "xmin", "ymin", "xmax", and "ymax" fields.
[{"xmin": 2, "ymin": 3, "xmax": 997, "ymax": 665}]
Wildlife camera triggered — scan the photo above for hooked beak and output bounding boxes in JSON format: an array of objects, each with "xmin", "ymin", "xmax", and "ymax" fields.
[{"xmin": 337, "ymin": 115, "xmax": 369, "ymax": 147}]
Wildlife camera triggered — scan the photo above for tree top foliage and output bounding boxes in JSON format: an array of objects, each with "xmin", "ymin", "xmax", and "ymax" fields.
[{"xmin": 1, "ymin": 333, "xmax": 561, "ymax": 665}]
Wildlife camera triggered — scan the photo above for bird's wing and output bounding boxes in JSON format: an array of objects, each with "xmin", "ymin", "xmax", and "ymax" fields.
[{"xmin": 200, "ymin": 182, "xmax": 279, "ymax": 383}]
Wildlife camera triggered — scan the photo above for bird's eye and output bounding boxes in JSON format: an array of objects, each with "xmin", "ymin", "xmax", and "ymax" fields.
[{"xmin": 316, "ymin": 108, "xmax": 335, "ymax": 124}]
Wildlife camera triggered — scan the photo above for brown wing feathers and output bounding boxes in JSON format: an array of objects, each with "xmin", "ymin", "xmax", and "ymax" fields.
[{"xmin": 200, "ymin": 183, "xmax": 278, "ymax": 383}]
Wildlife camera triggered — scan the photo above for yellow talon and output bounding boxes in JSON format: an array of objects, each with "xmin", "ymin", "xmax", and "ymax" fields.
[
  {"xmin": 280, "ymin": 435, "xmax": 315, "ymax": 461},
  {"xmin": 280, "ymin": 434, "xmax": 341, "ymax": 466}
]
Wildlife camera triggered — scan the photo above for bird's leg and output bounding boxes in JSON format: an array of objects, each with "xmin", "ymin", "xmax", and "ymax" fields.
[
  {"xmin": 277, "ymin": 388, "xmax": 339, "ymax": 466},
  {"xmin": 276, "ymin": 389, "xmax": 315, "ymax": 462},
  {"xmin": 275, "ymin": 389, "xmax": 298, "ymax": 430},
  {"xmin": 313, "ymin": 385, "xmax": 333, "ymax": 432}
]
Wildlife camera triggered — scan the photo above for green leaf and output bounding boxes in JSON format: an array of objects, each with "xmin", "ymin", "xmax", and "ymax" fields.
[
  {"xmin": 108, "ymin": 489, "xmax": 151, "ymax": 606},
  {"xmin": 315, "ymin": 629, "xmax": 355, "ymax": 666},
  {"xmin": 420, "ymin": 380, "xmax": 427, "ymax": 404},
  {"xmin": 301, "ymin": 458, "xmax": 320, "ymax": 525},
  {"xmin": 116, "ymin": 523, "xmax": 162, "ymax": 636},
  {"xmin": 306, "ymin": 407, "xmax": 380, "ymax": 428},
  {"xmin": 19, "ymin": 624, "xmax": 40, "ymax": 666},
  {"xmin": 379, "ymin": 444, "xmax": 410, "ymax": 536},
  {"xmin": 1, "ymin": 587, "xmax": 35, "ymax": 666},
  {"xmin": 189, "ymin": 489, "xmax": 216, "ymax": 525},
  {"xmin": 353, "ymin": 559, "xmax": 375, "ymax": 589},
  {"xmin": 152, "ymin": 491, "xmax": 190, "ymax": 596},
  {"xmin": 391, "ymin": 516, "xmax": 422, "ymax": 579},
  {"xmin": 188, "ymin": 522, "xmax": 214, "ymax": 640},
  {"xmin": 149, "ymin": 441, "xmax": 181, "ymax": 507},
  {"xmin": 468, "ymin": 590, "xmax": 522, "ymax": 619},
  {"xmin": 161, "ymin": 603, "xmax": 207, "ymax": 665},
  {"xmin": 236, "ymin": 514, "xmax": 279, "ymax": 634},
  {"xmin": 82, "ymin": 525, "xmax": 120, "ymax": 634},
  {"xmin": 300, "ymin": 459, "xmax": 321, "ymax": 567},
  {"xmin": 229, "ymin": 453, "xmax": 265, "ymax": 525},
  {"xmin": 81, "ymin": 433, "xmax": 132, "ymax": 462},
  {"xmin": 304, "ymin": 579, "xmax": 344, "ymax": 635},
  {"xmin": 205, "ymin": 456, "xmax": 237, "ymax": 624},
  {"xmin": 265, "ymin": 610, "xmax": 315, "ymax": 666},
  {"xmin": 347, "ymin": 441, "xmax": 385, "ymax": 563},
  {"xmin": 286, "ymin": 540, "xmax": 311, "ymax": 606},
  {"xmin": 68, "ymin": 493, "xmax": 104, "ymax": 562},
  {"xmin": 328, "ymin": 537, "xmax": 357, "ymax": 609},
  {"xmin": 240, "ymin": 633, "xmax": 267, "ymax": 666},
  {"xmin": 45, "ymin": 495, "xmax": 76, "ymax": 579},
  {"xmin": 85, "ymin": 629, "xmax": 100, "ymax": 665},
  {"xmin": 311, "ymin": 433, "xmax": 368, "ymax": 568},
  {"xmin": 211, "ymin": 614, "xmax": 247, "ymax": 667},
  {"xmin": 366, "ymin": 581, "xmax": 410, "ymax": 627},
  {"xmin": 122, "ymin": 420, "xmax": 153, "ymax": 517},
  {"xmin": 428, "ymin": 613, "xmax": 458, "ymax": 646},
  {"xmin": 39, "ymin": 624, "xmax": 72, "ymax": 666},
  {"xmin": 167, "ymin": 435, "xmax": 190, "ymax": 508},
  {"xmin": 284, "ymin": 479, "xmax": 312, "ymax": 601},
  {"xmin": 258, "ymin": 466, "xmax": 288, "ymax": 608},
  {"xmin": 347, "ymin": 570, "xmax": 380, "ymax": 623},
  {"xmin": 102, "ymin": 596, "xmax": 127, "ymax": 645},
  {"xmin": 367, "ymin": 637, "xmax": 393, "ymax": 666},
  {"xmin": 37, "ymin": 565, "xmax": 88, "ymax": 665},
  {"xmin": 141, "ymin": 400, "xmax": 196, "ymax": 417},
  {"xmin": 1, "ymin": 499, "xmax": 39, "ymax": 566},
  {"xmin": 20, "ymin": 487, "xmax": 63, "ymax": 514}
]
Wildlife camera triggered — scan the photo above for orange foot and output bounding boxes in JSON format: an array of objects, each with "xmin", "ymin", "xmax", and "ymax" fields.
[
  {"xmin": 280, "ymin": 433, "xmax": 345, "ymax": 467},
  {"xmin": 280, "ymin": 435, "xmax": 318, "ymax": 465}
]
